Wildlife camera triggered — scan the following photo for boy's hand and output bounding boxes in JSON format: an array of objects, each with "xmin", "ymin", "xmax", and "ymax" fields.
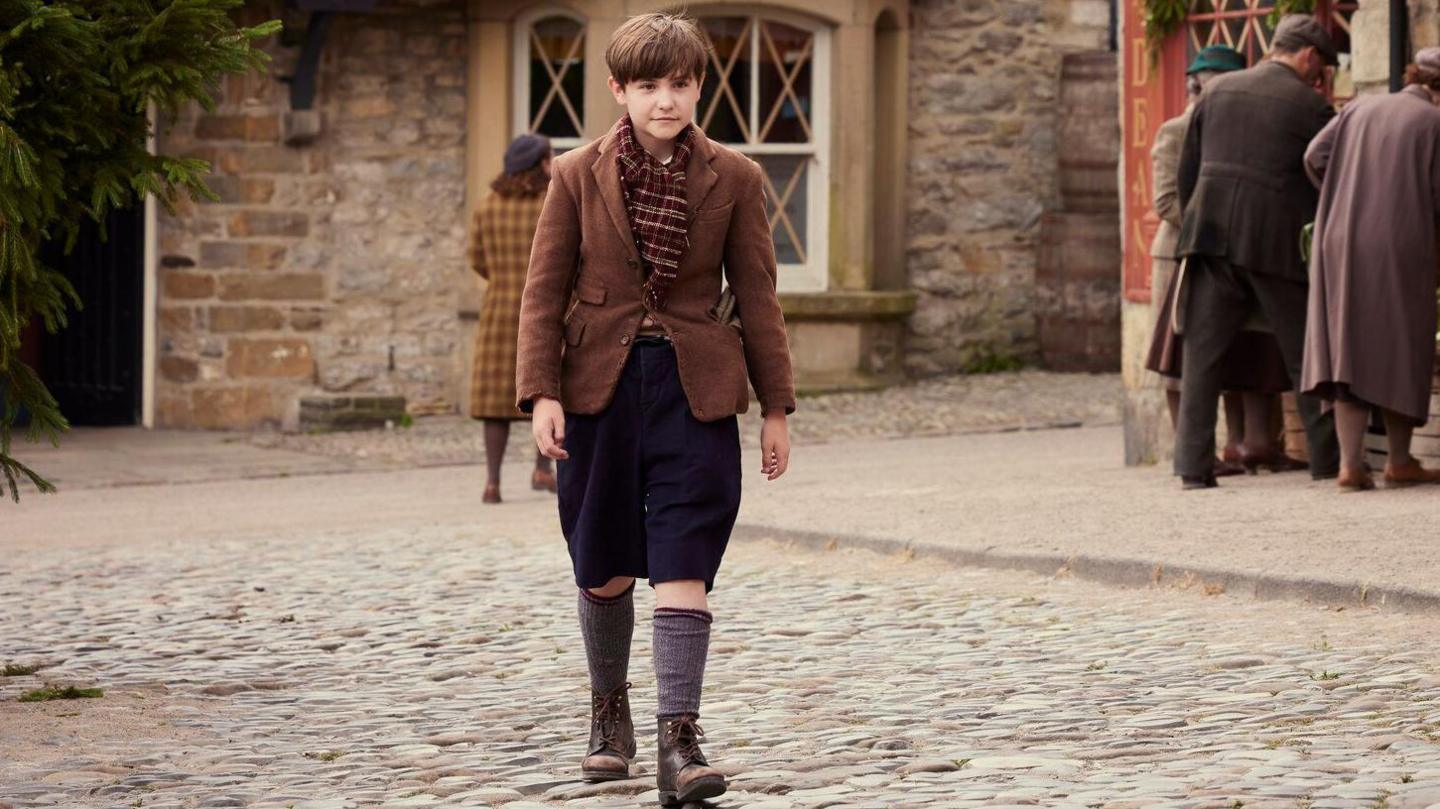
[
  {"xmin": 760, "ymin": 412, "xmax": 790, "ymax": 481},
  {"xmin": 532, "ymin": 398, "xmax": 569, "ymax": 461}
]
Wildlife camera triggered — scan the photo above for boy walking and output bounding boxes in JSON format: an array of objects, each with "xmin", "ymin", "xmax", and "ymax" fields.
[{"xmin": 514, "ymin": 12, "xmax": 796, "ymax": 807}]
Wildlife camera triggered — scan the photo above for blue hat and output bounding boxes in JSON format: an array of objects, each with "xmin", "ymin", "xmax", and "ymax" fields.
[
  {"xmin": 504, "ymin": 134, "xmax": 551, "ymax": 174},
  {"xmin": 1187, "ymin": 45, "xmax": 1247, "ymax": 75}
]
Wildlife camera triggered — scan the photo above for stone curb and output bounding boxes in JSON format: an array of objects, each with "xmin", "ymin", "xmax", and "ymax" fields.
[{"xmin": 731, "ymin": 523, "xmax": 1440, "ymax": 615}]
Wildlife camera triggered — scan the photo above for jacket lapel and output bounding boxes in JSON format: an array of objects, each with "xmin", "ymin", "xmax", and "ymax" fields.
[
  {"xmin": 685, "ymin": 127, "xmax": 719, "ymax": 220},
  {"xmin": 591, "ymin": 121, "xmax": 641, "ymax": 263}
]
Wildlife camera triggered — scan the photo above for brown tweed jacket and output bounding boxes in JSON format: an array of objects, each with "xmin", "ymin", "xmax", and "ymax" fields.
[
  {"xmin": 469, "ymin": 191, "xmax": 545, "ymax": 420},
  {"xmin": 515, "ymin": 119, "xmax": 796, "ymax": 421}
]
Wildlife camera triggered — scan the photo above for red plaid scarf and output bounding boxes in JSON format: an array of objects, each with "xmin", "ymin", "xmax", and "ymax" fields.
[{"xmin": 617, "ymin": 115, "xmax": 694, "ymax": 311}]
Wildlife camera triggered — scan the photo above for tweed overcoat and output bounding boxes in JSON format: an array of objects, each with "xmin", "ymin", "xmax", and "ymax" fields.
[
  {"xmin": 514, "ymin": 119, "xmax": 796, "ymax": 421},
  {"xmin": 1177, "ymin": 60, "xmax": 1334, "ymax": 281},
  {"xmin": 469, "ymin": 190, "xmax": 545, "ymax": 420},
  {"xmin": 1301, "ymin": 85, "xmax": 1440, "ymax": 424}
]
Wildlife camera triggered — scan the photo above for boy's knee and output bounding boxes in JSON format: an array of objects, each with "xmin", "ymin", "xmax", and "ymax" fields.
[{"xmin": 586, "ymin": 577, "xmax": 636, "ymax": 599}]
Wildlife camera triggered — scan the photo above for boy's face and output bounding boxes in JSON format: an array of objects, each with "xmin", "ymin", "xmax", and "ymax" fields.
[{"xmin": 608, "ymin": 72, "xmax": 702, "ymax": 146}]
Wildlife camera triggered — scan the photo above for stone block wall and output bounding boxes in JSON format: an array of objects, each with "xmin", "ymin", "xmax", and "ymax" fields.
[
  {"xmin": 1035, "ymin": 51, "xmax": 1121, "ymax": 373},
  {"xmin": 904, "ymin": 0, "xmax": 1111, "ymax": 376},
  {"xmin": 154, "ymin": 0, "xmax": 469, "ymax": 429}
]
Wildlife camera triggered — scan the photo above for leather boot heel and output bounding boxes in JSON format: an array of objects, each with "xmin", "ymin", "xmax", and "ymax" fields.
[{"xmin": 656, "ymin": 716, "xmax": 726, "ymax": 806}]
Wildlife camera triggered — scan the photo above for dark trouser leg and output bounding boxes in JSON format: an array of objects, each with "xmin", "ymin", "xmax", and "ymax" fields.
[
  {"xmin": 1247, "ymin": 273, "xmax": 1340, "ymax": 478},
  {"xmin": 1175, "ymin": 257, "xmax": 1250, "ymax": 479},
  {"xmin": 1222, "ymin": 392, "xmax": 1246, "ymax": 453},
  {"xmin": 1242, "ymin": 393, "xmax": 1277, "ymax": 454}
]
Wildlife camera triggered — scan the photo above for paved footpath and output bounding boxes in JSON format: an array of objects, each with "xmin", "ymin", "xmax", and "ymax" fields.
[{"xmin": 8, "ymin": 469, "xmax": 1440, "ymax": 808}]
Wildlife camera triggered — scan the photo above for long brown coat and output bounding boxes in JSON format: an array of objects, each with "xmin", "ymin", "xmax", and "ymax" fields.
[
  {"xmin": 469, "ymin": 191, "xmax": 545, "ymax": 420},
  {"xmin": 515, "ymin": 119, "xmax": 796, "ymax": 421},
  {"xmin": 1302, "ymin": 85, "xmax": 1440, "ymax": 424}
]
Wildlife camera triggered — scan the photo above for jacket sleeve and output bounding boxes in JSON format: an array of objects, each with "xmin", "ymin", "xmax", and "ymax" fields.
[
  {"xmin": 468, "ymin": 208, "xmax": 488, "ymax": 280},
  {"xmin": 723, "ymin": 159, "xmax": 796, "ymax": 416},
  {"xmin": 1305, "ymin": 112, "xmax": 1342, "ymax": 189},
  {"xmin": 514, "ymin": 166, "xmax": 581, "ymax": 413},
  {"xmin": 1177, "ymin": 101, "xmax": 1203, "ymax": 215},
  {"xmin": 1151, "ymin": 119, "xmax": 1184, "ymax": 227}
]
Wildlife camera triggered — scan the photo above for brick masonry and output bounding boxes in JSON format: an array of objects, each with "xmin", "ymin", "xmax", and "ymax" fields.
[{"xmin": 154, "ymin": 0, "xmax": 469, "ymax": 429}]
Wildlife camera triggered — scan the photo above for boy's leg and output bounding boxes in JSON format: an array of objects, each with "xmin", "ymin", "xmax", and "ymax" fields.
[
  {"xmin": 559, "ymin": 354, "xmax": 649, "ymax": 782},
  {"xmin": 652, "ymin": 581, "xmax": 709, "ymax": 720},
  {"xmin": 579, "ymin": 576, "xmax": 638, "ymax": 781},
  {"xmin": 637, "ymin": 342, "xmax": 737, "ymax": 805}
]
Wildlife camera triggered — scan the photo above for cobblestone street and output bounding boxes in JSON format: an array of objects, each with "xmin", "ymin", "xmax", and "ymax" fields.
[{"xmin": 8, "ymin": 497, "xmax": 1440, "ymax": 809}]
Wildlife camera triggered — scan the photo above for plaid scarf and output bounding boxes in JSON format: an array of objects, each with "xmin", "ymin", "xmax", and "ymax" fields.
[{"xmin": 617, "ymin": 115, "xmax": 694, "ymax": 311}]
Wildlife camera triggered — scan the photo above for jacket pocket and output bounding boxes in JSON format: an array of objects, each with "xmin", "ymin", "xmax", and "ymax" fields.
[
  {"xmin": 690, "ymin": 200, "xmax": 735, "ymax": 225},
  {"xmin": 564, "ymin": 319, "xmax": 586, "ymax": 347},
  {"xmin": 575, "ymin": 278, "xmax": 607, "ymax": 306}
]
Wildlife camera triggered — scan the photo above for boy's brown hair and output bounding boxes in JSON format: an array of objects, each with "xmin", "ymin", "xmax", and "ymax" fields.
[{"xmin": 605, "ymin": 12, "xmax": 711, "ymax": 86}]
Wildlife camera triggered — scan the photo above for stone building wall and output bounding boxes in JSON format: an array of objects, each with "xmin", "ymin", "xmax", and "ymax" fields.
[
  {"xmin": 904, "ymin": 0, "xmax": 1112, "ymax": 376},
  {"xmin": 154, "ymin": 0, "xmax": 469, "ymax": 429}
]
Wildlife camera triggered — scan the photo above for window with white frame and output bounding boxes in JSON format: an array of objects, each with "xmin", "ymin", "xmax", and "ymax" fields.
[
  {"xmin": 513, "ymin": 9, "xmax": 586, "ymax": 151},
  {"xmin": 697, "ymin": 13, "xmax": 830, "ymax": 291}
]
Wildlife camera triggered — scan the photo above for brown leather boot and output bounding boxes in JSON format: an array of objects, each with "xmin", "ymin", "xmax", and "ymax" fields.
[
  {"xmin": 656, "ymin": 716, "xmax": 726, "ymax": 806},
  {"xmin": 581, "ymin": 684, "xmax": 636, "ymax": 782}
]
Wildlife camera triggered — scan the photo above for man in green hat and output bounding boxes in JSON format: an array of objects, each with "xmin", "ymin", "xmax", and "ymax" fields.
[{"xmin": 1147, "ymin": 45, "xmax": 1301, "ymax": 481}]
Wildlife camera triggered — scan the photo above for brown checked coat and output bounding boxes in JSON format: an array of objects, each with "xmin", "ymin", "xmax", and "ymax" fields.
[
  {"xmin": 469, "ymin": 191, "xmax": 545, "ymax": 420},
  {"xmin": 514, "ymin": 119, "xmax": 796, "ymax": 422}
]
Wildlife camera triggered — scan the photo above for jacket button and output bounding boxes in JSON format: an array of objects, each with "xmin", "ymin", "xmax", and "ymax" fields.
[{"xmin": 620, "ymin": 334, "xmax": 631, "ymax": 345}]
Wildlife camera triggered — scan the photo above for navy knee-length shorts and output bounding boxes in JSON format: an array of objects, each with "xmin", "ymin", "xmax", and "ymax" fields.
[{"xmin": 558, "ymin": 337, "xmax": 742, "ymax": 592}]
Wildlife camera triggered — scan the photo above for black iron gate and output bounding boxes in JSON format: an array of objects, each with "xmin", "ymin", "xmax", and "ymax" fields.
[{"xmin": 41, "ymin": 206, "xmax": 145, "ymax": 426}]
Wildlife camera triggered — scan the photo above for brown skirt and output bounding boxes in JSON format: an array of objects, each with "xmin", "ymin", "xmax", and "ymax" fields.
[{"xmin": 1145, "ymin": 262, "xmax": 1292, "ymax": 394}]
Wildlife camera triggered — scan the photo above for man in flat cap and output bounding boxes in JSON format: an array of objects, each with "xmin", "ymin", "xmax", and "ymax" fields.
[{"xmin": 1172, "ymin": 15, "xmax": 1341, "ymax": 489}]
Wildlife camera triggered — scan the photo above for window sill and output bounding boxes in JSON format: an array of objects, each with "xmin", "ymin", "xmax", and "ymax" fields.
[{"xmin": 779, "ymin": 290, "xmax": 916, "ymax": 322}]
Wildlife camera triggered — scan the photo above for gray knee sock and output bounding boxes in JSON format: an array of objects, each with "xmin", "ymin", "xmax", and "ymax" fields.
[
  {"xmin": 578, "ymin": 584, "xmax": 634, "ymax": 694},
  {"xmin": 652, "ymin": 607, "xmax": 712, "ymax": 719}
]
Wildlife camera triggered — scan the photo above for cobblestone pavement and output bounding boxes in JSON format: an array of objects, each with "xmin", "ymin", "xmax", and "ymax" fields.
[
  {"xmin": 7, "ymin": 519, "xmax": 1440, "ymax": 809},
  {"xmin": 248, "ymin": 371, "xmax": 1120, "ymax": 465}
]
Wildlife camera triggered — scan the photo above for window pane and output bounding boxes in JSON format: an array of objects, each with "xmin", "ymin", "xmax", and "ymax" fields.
[
  {"xmin": 699, "ymin": 17, "xmax": 751, "ymax": 144},
  {"xmin": 530, "ymin": 17, "xmax": 584, "ymax": 139},
  {"xmin": 756, "ymin": 154, "xmax": 809, "ymax": 265},
  {"xmin": 758, "ymin": 21, "xmax": 813, "ymax": 144}
]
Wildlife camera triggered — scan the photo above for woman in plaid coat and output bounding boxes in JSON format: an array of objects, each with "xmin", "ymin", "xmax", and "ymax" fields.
[{"xmin": 470, "ymin": 134, "xmax": 556, "ymax": 504}]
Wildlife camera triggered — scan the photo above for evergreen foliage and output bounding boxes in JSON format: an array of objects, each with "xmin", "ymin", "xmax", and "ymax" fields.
[{"xmin": 0, "ymin": 0, "xmax": 279, "ymax": 501}]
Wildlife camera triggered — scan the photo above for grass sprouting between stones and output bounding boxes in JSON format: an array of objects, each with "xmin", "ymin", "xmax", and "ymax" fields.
[
  {"xmin": 19, "ymin": 685, "xmax": 104, "ymax": 702},
  {"xmin": 3, "ymin": 663, "xmax": 43, "ymax": 676}
]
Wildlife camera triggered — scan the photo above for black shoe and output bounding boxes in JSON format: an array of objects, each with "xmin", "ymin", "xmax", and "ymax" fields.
[
  {"xmin": 1181, "ymin": 474, "xmax": 1218, "ymax": 490},
  {"xmin": 581, "ymin": 684, "xmax": 636, "ymax": 782},
  {"xmin": 656, "ymin": 716, "xmax": 726, "ymax": 806}
]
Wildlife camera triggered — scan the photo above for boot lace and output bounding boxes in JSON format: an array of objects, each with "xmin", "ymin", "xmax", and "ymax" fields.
[
  {"xmin": 663, "ymin": 716, "xmax": 707, "ymax": 763},
  {"xmin": 592, "ymin": 683, "xmax": 631, "ymax": 750}
]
